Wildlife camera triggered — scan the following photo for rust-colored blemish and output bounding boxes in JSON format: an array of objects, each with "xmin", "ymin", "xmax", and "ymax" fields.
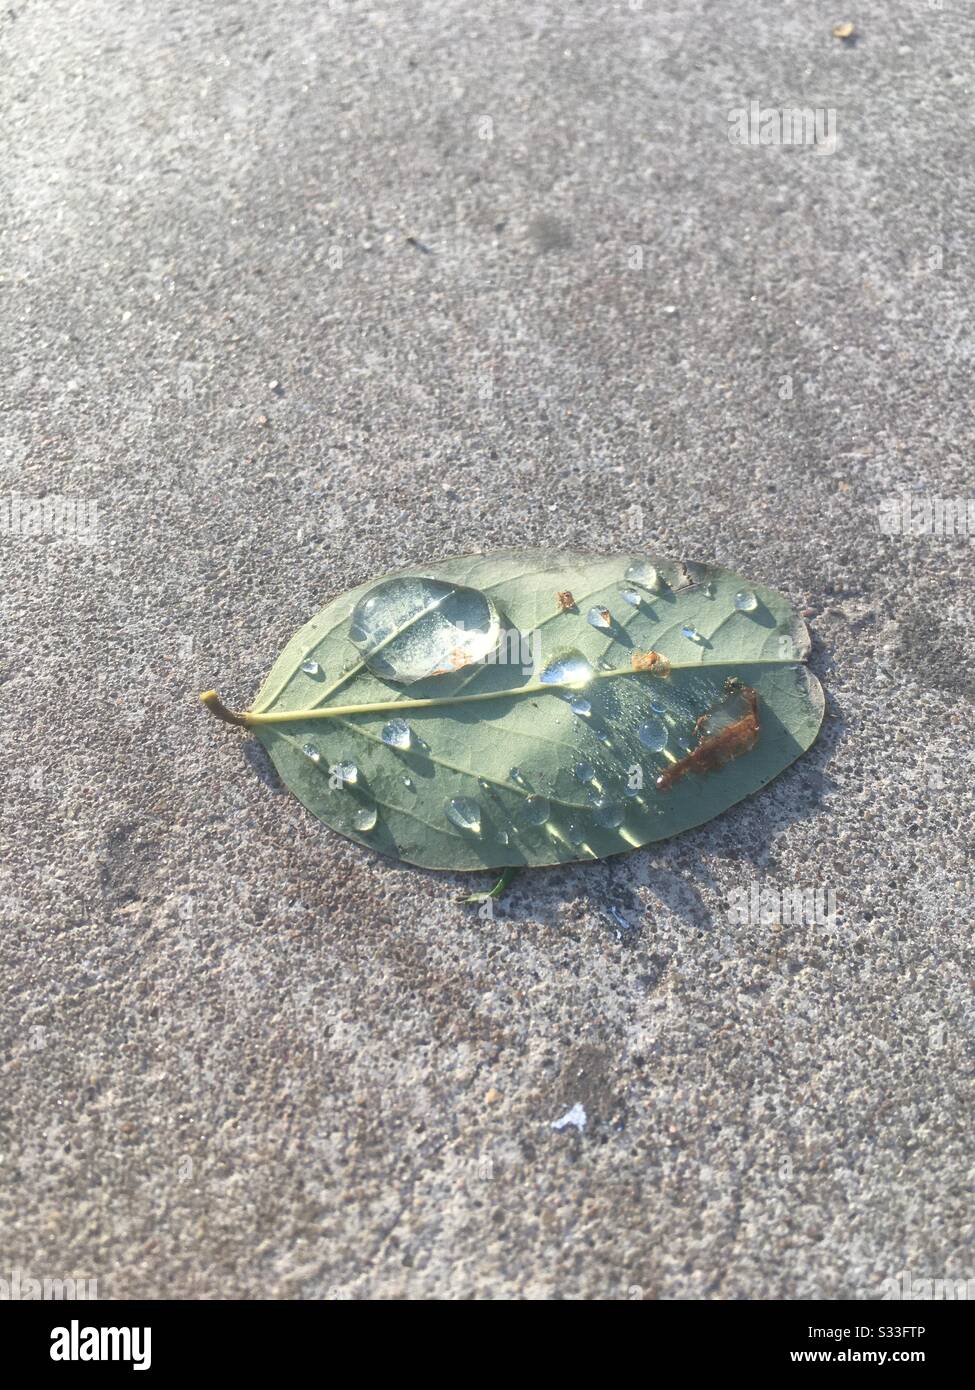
[
  {"xmin": 631, "ymin": 649, "xmax": 670, "ymax": 675},
  {"xmin": 430, "ymin": 647, "xmax": 474, "ymax": 676},
  {"xmin": 656, "ymin": 685, "xmax": 760, "ymax": 792}
]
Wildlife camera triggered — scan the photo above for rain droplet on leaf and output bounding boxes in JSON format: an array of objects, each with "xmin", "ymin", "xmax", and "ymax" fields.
[
  {"xmin": 445, "ymin": 797, "xmax": 482, "ymax": 833},
  {"xmin": 638, "ymin": 719, "xmax": 668, "ymax": 752},
  {"xmin": 349, "ymin": 576, "xmax": 501, "ymax": 684},
  {"xmin": 624, "ymin": 561, "xmax": 659, "ymax": 592},
  {"xmin": 593, "ymin": 798, "xmax": 625, "ymax": 829},
  {"xmin": 381, "ymin": 717, "xmax": 412, "ymax": 749},
  {"xmin": 540, "ymin": 652, "xmax": 594, "ymax": 686}
]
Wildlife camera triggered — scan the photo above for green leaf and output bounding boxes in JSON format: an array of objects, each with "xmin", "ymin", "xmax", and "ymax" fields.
[{"xmin": 204, "ymin": 550, "xmax": 824, "ymax": 871}]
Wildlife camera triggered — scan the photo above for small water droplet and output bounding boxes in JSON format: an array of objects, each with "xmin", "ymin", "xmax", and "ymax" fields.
[
  {"xmin": 587, "ymin": 606, "xmax": 613, "ymax": 630},
  {"xmin": 570, "ymin": 696, "xmax": 592, "ymax": 717},
  {"xmin": 521, "ymin": 795, "xmax": 551, "ymax": 825},
  {"xmin": 681, "ymin": 624, "xmax": 704, "ymax": 643},
  {"xmin": 574, "ymin": 762, "xmax": 596, "ymax": 783},
  {"xmin": 703, "ymin": 582, "xmax": 715, "ymax": 598},
  {"xmin": 349, "ymin": 576, "xmax": 501, "ymax": 684},
  {"xmin": 620, "ymin": 588, "xmax": 642, "ymax": 607},
  {"xmin": 734, "ymin": 588, "xmax": 758, "ymax": 612},
  {"xmin": 403, "ymin": 776, "xmax": 414, "ymax": 789},
  {"xmin": 509, "ymin": 766, "xmax": 522, "ymax": 782},
  {"xmin": 624, "ymin": 561, "xmax": 659, "ymax": 592},
  {"xmin": 478, "ymin": 778, "xmax": 490, "ymax": 790},
  {"xmin": 598, "ymin": 658, "xmax": 612, "ymax": 671},
  {"xmin": 381, "ymin": 717, "xmax": 412, "ymax": 749},
  {"xmin": 540, "ymin": 651, "xmax": 594, "ymax": 686},
  {"xmin": 332, "ymin": 760, "xmax": 358, "ymax": 785},
  {"xmin": 567, "ymin": 823, "xmax": 586, "ymax": 845},
  {"xmin": 352, "ymin": 806, "xmax": 378, "ymax": 832},
  {"xmin": 498, "ymin": 830, "xmax": 509, "ymax": 845},
  {"xmin": 596, "ymin": 730, "xmax": 612, "ymax": 746},
  {"xmin": 649, "ymin": 696, "xmax": 666, "ymax": 715},
  {"xmin": 301, "ymin": 659, "xmax": 321, "ymax": 676},
  {"xmin": 445, "ymin": 797, "xmax": 481, "ymax": 833},
  {"xmin": 638, "ymin": 719, "xmax": 668, "ymax": 752},
  {"xmin": 593, "ymin": 798, "xmax": 625, "ymax": 829},
  {"xmin": 302, "ymin": 743, "xmax": 321, "ymax": 763}
]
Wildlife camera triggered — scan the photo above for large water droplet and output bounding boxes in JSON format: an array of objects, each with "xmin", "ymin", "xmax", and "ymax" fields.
[
  {"xmin": 349, "ymin": 576, "xmax": 501, "ymax": 684},
  {"xmin": 521, "ymin": 795, "xmax": 551, "ymax": 825},
  {"xmin": 587, "ymin": 606, "xmax": 613, "ymax": 630},
  {"xmin": 624, "ymin": 561, "xmax": 659, "ymax": 592},
  {"xmin": 593, "ymin": 798, "xmax": 625, "ymax": 829},
  {"xmin": 574, "ymin": 762, "xmax": 596, "ymax": 783},
  {"xmin": 540, "ymin": 651, "xmax": 594, "ymax": 686},
  {"xmin": 638, "ymin": 719, "xmax": 668, "ymax": 752},
  {"xmin": 620, "ymin": 588, "xmax": 642, "ymax": 607},
  {"xmin": 570, "ymin": 697, "xmax": 592, "ymax": 717},
  {"xmin": 301, "ymin": 659, "xmax": 321, "ymax": 676},
  {"xmin": 381, "ymin": 717, "xmax": 412, "ymax": 749},
  {"xmin": 302, "ymin": 743, "xmax": 321, "ymax": 763},
  {"xmin": 445, "ymin": 797, "xmax": 481, "ymax": 833},
  {"xmin": 352, "ymin": 806, "xmax": 377, "ymax": 832},
  {"xmin": 734, "ymin": 588, "xmax": 758, "ymax": 612}
]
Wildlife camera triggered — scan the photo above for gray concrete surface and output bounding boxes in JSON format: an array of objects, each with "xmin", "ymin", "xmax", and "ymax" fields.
[{"xmin": 2, "ymin": 0, "xmax": 973, "ymax": 1300}]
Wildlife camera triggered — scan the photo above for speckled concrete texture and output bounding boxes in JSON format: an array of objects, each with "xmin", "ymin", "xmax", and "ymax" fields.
[{"xmin": 1, "ymin": 1, "xmax": 973, "ymax": 1299}]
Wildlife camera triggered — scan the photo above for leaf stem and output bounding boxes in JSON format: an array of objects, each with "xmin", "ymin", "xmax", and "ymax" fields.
[
  {"xmin": 200, "ymin": 658, "xmax": 803, "ymax": 728},
  {"xmin": 199, "ymin": 690, "xmax": 250, "ymax": 726}
]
